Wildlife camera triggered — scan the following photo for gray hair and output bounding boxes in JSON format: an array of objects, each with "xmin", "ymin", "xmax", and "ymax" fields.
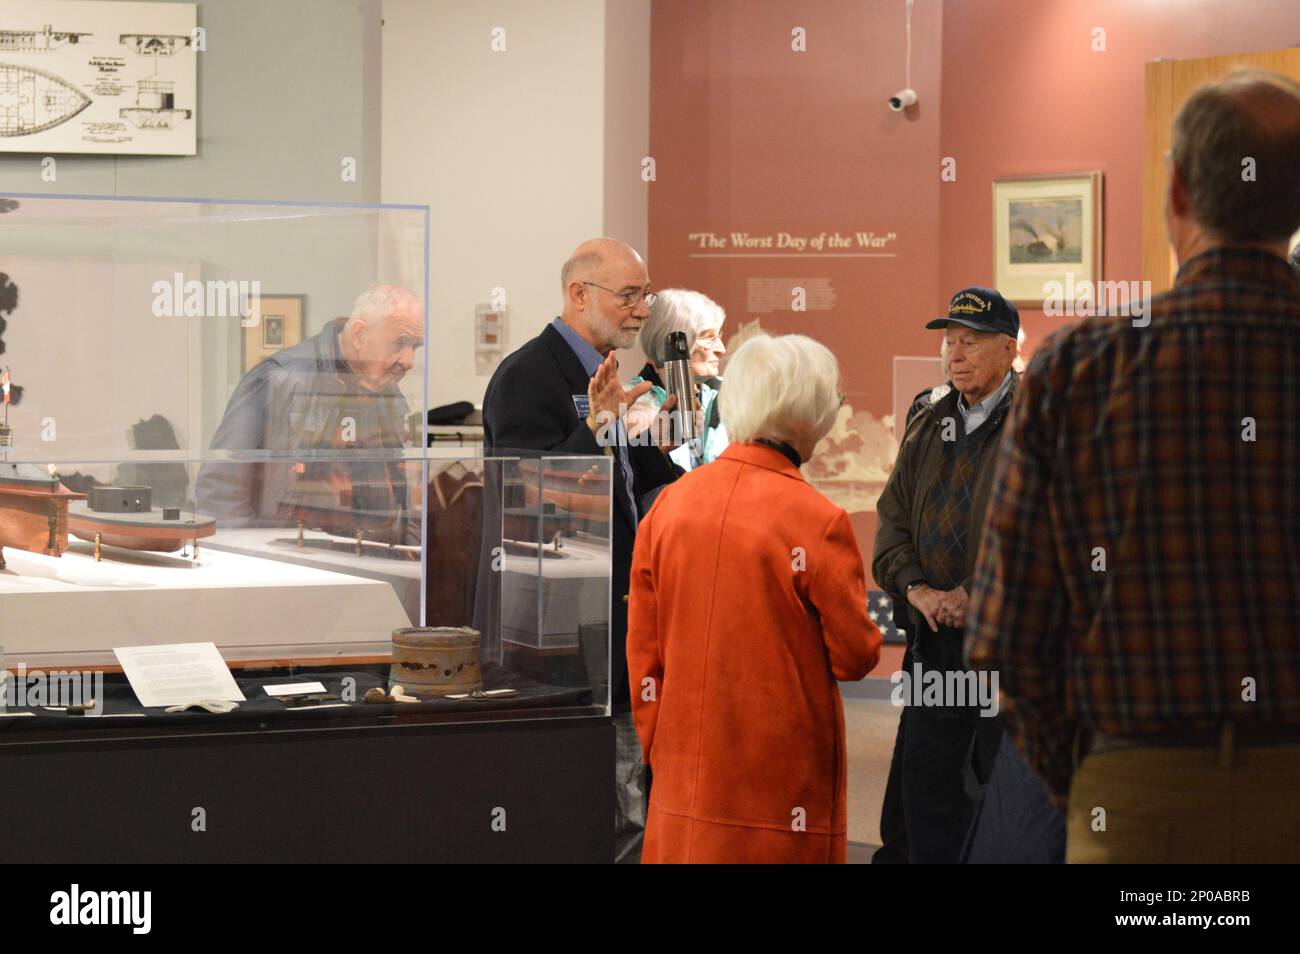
[
  {"xmin": 720, "ymin": 333, "xmax": 840, "ymax": 449},
  {"xmin": 1171, "ymin": 69, "xmax": 1300, "ymax": 243},
  {"xmin": 639, "ymin": 289, "xmax": 726, "ymax": 366},
  {"xmin": 560, "ymin": 250, "xmax": 603, "ymax": 294},
  {"xmin": 350, "ymin": 284, "xmax": 422, "ymax": 324}
]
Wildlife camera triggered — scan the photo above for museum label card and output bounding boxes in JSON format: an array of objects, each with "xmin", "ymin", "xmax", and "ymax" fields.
[
  {"xmin": 113, "ymin": 642, "xmax": 246, "ymax": 708},
  {"xmin": 263, "ymin": 681, "xmax": 327, "ymax": 697}
]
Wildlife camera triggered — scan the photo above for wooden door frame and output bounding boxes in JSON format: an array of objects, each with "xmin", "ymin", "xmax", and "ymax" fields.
[{"xmin": 1142, "ymin": 47, "xmax": 1300, "ymax": 295}]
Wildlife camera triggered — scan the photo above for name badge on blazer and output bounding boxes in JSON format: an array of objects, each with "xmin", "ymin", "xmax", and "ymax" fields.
[{"xmin": 572, "ymin": 394, "xmax": 590, "ymax": 419}]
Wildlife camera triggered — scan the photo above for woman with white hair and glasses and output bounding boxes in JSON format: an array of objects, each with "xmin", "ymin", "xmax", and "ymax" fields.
[
  {"xmin": 627, "ymin": 333, "xmax": 882, "ymax": 863},
  {"xmin": 627, "ymin": 289, "xmax": 730, "ymax": 473}
]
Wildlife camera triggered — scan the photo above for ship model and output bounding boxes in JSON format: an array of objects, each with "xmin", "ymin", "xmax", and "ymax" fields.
[
  {"xmin": 517, "ymin": 459, "xmax": 612, "ymax": 521},
  {"xmin": 0, "ymin": 369, "xmax": 85, "ymax": 569},
  {"xmin": 0, "ymin": 370, "xmax": 215, "ymax": 565},
  {"xmin": 282, "ymin": 461, "xmax": 408, "ymax": 547},
  {"xmin": 0, "ymin": 462, "xmax": 85, "ymax": 570},
  {"xmin": 66, "ymin": 484, "xmax": 216, "ymax": 559}
]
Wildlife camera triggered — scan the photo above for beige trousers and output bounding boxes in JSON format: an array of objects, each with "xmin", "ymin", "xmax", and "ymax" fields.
[{"xmin": 1066, "ymin": 739, "xmax": 1300, "ymax": 863}]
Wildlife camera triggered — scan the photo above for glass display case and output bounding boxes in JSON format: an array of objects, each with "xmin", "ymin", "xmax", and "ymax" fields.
[{"xmin": 0, "ymin": 193, "xmax": 612, "ymax": 732}]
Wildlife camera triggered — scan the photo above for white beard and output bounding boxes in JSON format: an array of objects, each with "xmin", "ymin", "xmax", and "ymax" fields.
[{"xmin": 584, "ymin": 298, "xmax": 638, "ymax": 351}]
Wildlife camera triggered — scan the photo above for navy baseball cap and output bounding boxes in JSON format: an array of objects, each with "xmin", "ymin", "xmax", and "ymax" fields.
[{"xmin": 926, "ymin": 287, "xmax": 1020, "ymax": 337}]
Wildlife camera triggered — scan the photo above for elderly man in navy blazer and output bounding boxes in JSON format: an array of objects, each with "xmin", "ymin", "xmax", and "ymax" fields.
[{"xmin": 482, "ymin": 238, "xmax": 681, "ymax": 863}]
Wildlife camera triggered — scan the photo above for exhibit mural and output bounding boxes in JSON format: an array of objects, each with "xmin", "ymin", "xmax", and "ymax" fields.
[
  {"xmin": 648, "ymin": 1, "xmax": 947, "ymax": 559},
  {"xmin": 725, "ymin": 316, "xmax": 898, "ymax": 515}
]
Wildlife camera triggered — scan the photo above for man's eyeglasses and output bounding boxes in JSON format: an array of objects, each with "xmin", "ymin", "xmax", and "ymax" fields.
[{"xmin": 584, "ymin": 282, "xmax": 657, "ymax": 309}]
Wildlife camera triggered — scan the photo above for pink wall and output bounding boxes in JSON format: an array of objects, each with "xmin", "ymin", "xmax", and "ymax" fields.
[
  {"xmin": 939, "ymin": 0, "xmax": 1300, "ymax": 356},
  {"xmin": 647, "ymin": 0, "xmax": 1300, "ymax": 562},
  {"xmin": 648, "ymin": 0, "xmax": 945, "ymax": 551}
]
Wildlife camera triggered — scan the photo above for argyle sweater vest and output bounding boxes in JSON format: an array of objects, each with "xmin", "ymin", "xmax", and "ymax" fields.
[{"xmin": 915, "ymin": 417, "xmax": 1002, "ymax": 590}]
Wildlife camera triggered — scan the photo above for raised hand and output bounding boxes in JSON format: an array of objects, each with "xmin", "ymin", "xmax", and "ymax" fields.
[{"xmin": 587, "ymin": 351, "xmax": 652, "ymax": 426}]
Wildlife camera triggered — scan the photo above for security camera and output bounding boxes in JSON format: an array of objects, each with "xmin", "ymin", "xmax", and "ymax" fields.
[{"xmin": 888, "ymin": 88, "xmax": 918, "ymax": 112}]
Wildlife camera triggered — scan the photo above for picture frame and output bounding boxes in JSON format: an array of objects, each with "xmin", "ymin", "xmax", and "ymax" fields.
[
  {"xmin": 262, "ymin": 315, "xmax": 285, "ymax": 349},
  {"xmin": 0, "ymin": 1, "xmax": 198, "ymax": 156},
  {"xmin": 242, "ymin": 293, "xmax": 304, "ymax": 373},
  {"xmin": 993, "ymin": 172, "xmax": 1103, "ymax": 306}
]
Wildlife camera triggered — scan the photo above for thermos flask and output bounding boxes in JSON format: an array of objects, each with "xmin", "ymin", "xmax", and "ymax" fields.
[{"xmin": 663, "ymin": 331, "xmax": 699, "ymax": 443}]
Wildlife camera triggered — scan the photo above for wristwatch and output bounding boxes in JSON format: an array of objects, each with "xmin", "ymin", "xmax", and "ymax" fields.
[{"xmin": 905, "ymin": 580, "xmax": 927, "ymax": 593}]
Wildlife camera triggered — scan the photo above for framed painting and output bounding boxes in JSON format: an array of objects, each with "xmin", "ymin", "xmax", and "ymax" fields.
[
  {"xmin": 242, "ymin": 293, "xmax": 304, "ymax": 373},
  {"xmin": 993, "ymin": 172, "xmax": 1103, "ymax": 306}
]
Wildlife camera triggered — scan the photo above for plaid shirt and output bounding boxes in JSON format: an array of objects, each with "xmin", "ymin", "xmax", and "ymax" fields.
[{"xmin": 967, "ymin": 247, "xmax": 1300, "ymax": 801}]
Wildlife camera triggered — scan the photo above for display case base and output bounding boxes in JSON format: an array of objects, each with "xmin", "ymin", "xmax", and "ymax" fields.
[{"xmin": 0, "ymin": 717, "xmax": 615, "ymax": 863}]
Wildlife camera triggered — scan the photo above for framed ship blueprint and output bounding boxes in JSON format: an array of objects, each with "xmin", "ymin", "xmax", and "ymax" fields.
[{"xmin": 0, "ymin": 1, "xmax": 196, "ymax": 156}]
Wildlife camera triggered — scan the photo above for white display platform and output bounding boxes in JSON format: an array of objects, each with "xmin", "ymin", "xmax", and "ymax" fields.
[
  {"xmin": 202, "ymin": 528, "xmax": 422, "ymax": 622},
  {"xmin": 500, "ymin": 535, "xmax": 610, "ymax": 649},
  {"xmin": 0, "ymin": 538, "xmax": 410, "ymax": 663}
]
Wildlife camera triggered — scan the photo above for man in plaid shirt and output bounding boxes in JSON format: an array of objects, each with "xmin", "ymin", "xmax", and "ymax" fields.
[{"xmin": 967, "ymin": 70, "xmax": 1300, "ymax": 863}]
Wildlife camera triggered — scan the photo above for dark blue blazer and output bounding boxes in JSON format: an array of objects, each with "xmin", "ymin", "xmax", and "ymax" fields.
[{"xmin": 482, "ymin": 322, "xmax": 679, "ymax": 708}]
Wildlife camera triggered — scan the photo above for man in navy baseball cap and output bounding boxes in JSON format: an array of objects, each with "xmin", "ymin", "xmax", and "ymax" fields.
[
  {"xmin": 871, "ymin": 283, "xmax": 1058, "ymax": 864},
  {"xmin": 924, "ymin": 286, "xmax": 1020, "ymax": 415}
]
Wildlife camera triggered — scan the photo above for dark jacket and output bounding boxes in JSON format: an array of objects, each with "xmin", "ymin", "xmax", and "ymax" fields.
[
  {"xmin": 482, "ymin": 322, "xmax": 680, "ymax": 709},
  {"xmin": 195, "ymin": 317, "xmax": 411, "ymax": 539},
  {"xmin": 873, "ymin": 374, "xmax": 1019, "ymax": 783},
  {"xmin": 873, "ymin": 374, "xmax": 1019, "ymax": 606},
  {"xmin": 906, "ymin": 381, "xmax": 948, "ymax": 429},
  {"xmin": 888, "ymin": 380, "xmax": 951, "ymax": 637}
]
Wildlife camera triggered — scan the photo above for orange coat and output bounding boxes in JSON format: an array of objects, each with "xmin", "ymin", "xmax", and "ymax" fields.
[{"xmin": 627, "ymin": 443, "xmax": 882, "ymax": 863}]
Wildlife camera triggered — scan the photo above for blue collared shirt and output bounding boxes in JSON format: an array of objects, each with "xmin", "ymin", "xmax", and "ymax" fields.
[
  {"xmin": 551, "ymin": 317, "xmax": 638, "ymax": 522},
  {"xmin": 958, "ymin": 370, "xmax": 1013, "ymax": 434}
]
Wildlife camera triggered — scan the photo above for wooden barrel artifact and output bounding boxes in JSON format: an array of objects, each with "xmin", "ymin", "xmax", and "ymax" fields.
[{"xmin": 388, "ymin": 626, "xmax": 482, "ymax": 697}]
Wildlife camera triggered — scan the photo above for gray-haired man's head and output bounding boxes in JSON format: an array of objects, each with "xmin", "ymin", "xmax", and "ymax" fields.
[
  {"xmin": 340, "ymin": 284, "xmax": 424, "ymax": 390},
  {"xmin": 1167, "ymin": 70, "xmax": 1300, "ymax": 262}
]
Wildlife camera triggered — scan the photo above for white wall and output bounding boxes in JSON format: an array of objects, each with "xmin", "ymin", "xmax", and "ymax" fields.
[
  {"xmin": 603, "ymin": 0, "xmax": 651, "ymax": 376},
  {"xmin": 381, "ymin": 0, "xmax": 651, "ymax": 410}
]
